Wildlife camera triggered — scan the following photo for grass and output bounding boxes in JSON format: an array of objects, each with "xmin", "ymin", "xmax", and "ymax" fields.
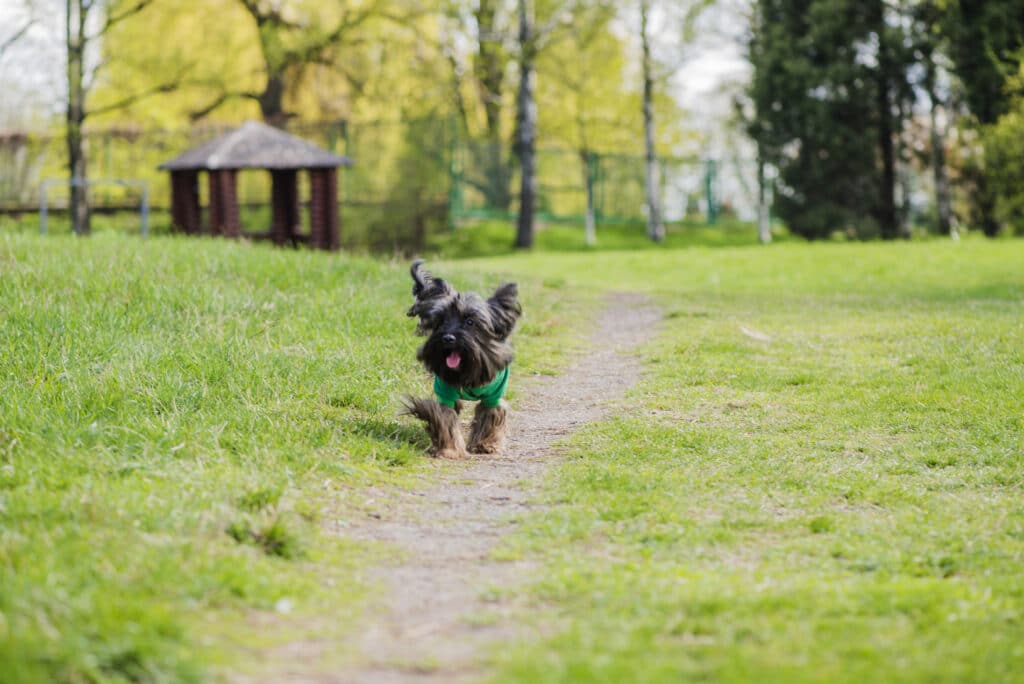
[
  {"xmin": 0, "ymin": 232, "xmax": 576, "ymax": 683},
  {"xmin": 2, "ymin": 226, "xmax": 1022, "ymax": 682},
  {"xmin": 429, "ymin": 218, "xmax": 791, "ymax": 258},
  {"xmin": 478, "ymin": 238, "xmax": 1024, "ymax": 683}
]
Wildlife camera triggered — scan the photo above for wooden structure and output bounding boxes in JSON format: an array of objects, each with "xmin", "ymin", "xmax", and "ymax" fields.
[{"xmin": 159, "ymin": 121, "xmax": 351, "ymax": 250}]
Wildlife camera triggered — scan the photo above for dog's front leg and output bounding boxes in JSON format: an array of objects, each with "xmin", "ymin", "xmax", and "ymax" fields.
[
  {"xmin": 402, "ymin": 396, "xmax": 467, "ymax": 459},
  {"xmin": 467, "ymin": 402, "xmax": 508, "ymax": 455}
]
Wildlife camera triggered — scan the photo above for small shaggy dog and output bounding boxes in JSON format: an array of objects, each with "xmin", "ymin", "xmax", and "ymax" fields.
[{"xmin": 401, "ymin": 260, "xmax": 522, "ymax": 458}]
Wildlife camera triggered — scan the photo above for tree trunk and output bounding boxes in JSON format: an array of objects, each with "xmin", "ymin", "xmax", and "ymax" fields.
[
  {"xmin": 640, "ymin": 0, "xmax": 664, "ymax": 243},
  {"xmin": 259, "ymin": 72, "xmax": 287, "ymax": 126},
  {"xmin": 252, "ymin": 14, "xmax": 289, "ymax": 126},
  {"xmin": 475, "ymin": 0, "xmax": 511, "ymax": 210},
  {"xmin": 476, "ymin": 0, "xmax": 503, "ymax": 139},
  {"xmin": 876, "ymin": 76, "xmax": 898, "ymax": 239},
  {"xmin": 896, "ymin": 105, "xmax": 913, "ymax": 240},
  {"xmin": 874, "ymin": 14, "xmax": 899, "ymax": 241},
  {"xmin": 976, "ymin": 174, "xmax": 1001, "ymax": 237},
  {"xmin": 925, "ymin": 64, "xmax": 954, "ymax": 239},
  {"xmin": 757, "ymin": 154, "xmax": 771, "ymax": 244},
  {"xmin": 581, "ymin": 150, "xmax": 596, "ymax": 246},
  {"xmin": 929, "ymin": 101, "xmax": 954, "ymax": 239},
  {"xmin": 66, "ymin": 0, "xmax": 89, "ymax": 236},
  {"xmin": 514, "ymin": 0, "xmax": 536, "ymax": 250}
]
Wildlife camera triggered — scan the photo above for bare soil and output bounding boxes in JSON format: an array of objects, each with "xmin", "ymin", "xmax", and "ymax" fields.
[{"xmin": 240, "ymin": 293, "xmax": 660, "ymax": 683}]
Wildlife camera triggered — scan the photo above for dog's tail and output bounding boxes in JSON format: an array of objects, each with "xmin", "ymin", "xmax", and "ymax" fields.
[
  {"xmin": 407, "ymin": 259, "xmax": 455, "ymax": 321},
  {"xmin": 410, "ymin": 259, "xmax": 429, "ymax": 298},
  {"xmin": 399, "ymin": 395, "xmax": 455, "ymax": 424}
]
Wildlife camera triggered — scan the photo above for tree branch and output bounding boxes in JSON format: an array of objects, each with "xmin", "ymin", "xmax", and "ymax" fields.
[
  {"xmin": 88, "ymin": 64, "xmax": 194, "ymax": 118},
  {"xmin": 101, "ymin": 0, "xmax": 156, "ymax": 34},
  {"xmin": 0, "ymin": 17, "xmax": 34, "ymax": 60},
  {"xmin": 88, "ymin": 83, "xmax": 177, "ymax": 116},
  {"xmin": 189, "ymin": 89, "xmax": 261, "ymax": 121}
]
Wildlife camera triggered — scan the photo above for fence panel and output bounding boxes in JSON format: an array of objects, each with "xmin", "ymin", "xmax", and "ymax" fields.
[{"xmin": 0, "ymin": 118, "xmax": 761, "ymax": 238}]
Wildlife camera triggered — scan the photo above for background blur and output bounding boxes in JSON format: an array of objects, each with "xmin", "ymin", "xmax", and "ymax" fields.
[{"xmin": 1, "ymin": 0, "xmax": 1022, "ymax": 249}]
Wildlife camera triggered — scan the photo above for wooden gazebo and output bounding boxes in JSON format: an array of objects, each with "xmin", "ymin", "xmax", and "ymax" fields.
[{"xmin": 159, "ymin": 121, "xmax": 352, "ymax": 250}]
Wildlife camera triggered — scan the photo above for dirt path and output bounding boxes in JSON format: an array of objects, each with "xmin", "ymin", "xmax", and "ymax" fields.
[{"xmin": 266, "ymin": 293, "xmax": 660, "ymax": 683}]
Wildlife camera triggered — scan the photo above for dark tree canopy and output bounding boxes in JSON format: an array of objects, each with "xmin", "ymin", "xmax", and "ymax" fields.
[
  {"xmin": 942, "ymin": 0, "xmax": 1024, "ymax": 125},
  {"xmin": 748, "ymin": 0, "xmax": 912, "ymax": 239}
]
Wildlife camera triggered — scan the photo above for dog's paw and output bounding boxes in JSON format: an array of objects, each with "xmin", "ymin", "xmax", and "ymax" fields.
[
  {"xmin": 467, "ymin": 441, "xmax": 502, "ymax": 455},
  {"xmin": 433, "ymin": 447, "xmax": 468, "ymax": 459}
]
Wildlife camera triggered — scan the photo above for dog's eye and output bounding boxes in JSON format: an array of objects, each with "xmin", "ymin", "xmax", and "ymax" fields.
[{"xmin": 465, "ymin": 317, "xmax": 475, "ymax": 327}]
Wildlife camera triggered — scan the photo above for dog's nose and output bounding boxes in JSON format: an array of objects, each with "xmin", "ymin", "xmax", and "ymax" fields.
[{"xmin": 442, "ymin": 334, "xmax": 456, "ymax": 345}]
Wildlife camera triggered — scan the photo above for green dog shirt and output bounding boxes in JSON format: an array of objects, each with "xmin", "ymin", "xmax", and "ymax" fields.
[{"xmin": 434, "ymin": 366, "xmax": 510, "ymax": 409}]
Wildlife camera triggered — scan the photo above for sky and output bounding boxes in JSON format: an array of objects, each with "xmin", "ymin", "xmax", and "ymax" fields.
[{"xmin": 0, "ymin": 0, "xmax": 65, "ymax": 126}]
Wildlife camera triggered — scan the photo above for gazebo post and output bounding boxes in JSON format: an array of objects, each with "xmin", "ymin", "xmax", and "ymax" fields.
[
  {"xmin": 329, "ymin": 167, "xmax": 340, "ymax": 250},
  {"xmin": 209, "ymin": 170, "xmax": 240, "ymax": 238},
  {"xmin": 208, "ymin": 171, "xmax": 222, "ymax": 235},
  {"xmin": 220, "ymin": 170, "xmax": 241, "ymax": 238},
  {"xmin": 309, "ymin": 168, "xmax": 339, "ymax": 251},
  {"xmin": 170, "ymin": 170, "xmax": 200, "ymax": 234},
  {"xmin": 271, "ymin": 170, "xmax": 300, "ymax": 246}
]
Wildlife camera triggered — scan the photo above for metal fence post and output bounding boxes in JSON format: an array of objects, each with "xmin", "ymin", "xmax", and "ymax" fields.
[
  {"xmin": 38, "ymin": 178, "xmax": 149, "ymax": 237},
  {"xmin": 39, "ymin": 181, "xmax": 49, "ymax": 235},
  {"xmin": 446, "ymin": 116, "xmax": 462, "ymax": 232},
  {"xmin": 140, "ymin": 183, "xmax": 149, "ymax": 238}
]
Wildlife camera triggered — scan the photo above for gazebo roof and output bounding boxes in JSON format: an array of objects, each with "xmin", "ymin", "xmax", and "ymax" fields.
[{"xmin": 159, "ymin": 120, "xmax": 352, "ymax": 171}]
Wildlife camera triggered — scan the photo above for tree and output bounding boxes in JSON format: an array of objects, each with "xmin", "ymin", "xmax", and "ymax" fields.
[
  {"xmin": 984, "ymin": 62, "xmax": 1024, "ymax": 235},
  {"xmin": 910, "ymin": 0, "xmax": 954, "ymax": 237},
  {"xmin": 639, "ymin": 0, "xmax": 663, "ymax": 242},
  {"xmin": 514, "ymin": 0, "xmax": 538, "ymax": 248},
  {"xmin": 64, "ymin": 0, "xmax": 179, "ymax": 235},
  {"xmin": 96, "ymin": 1, "xmax": 445, "ymax": 127},
  {"xmin": 0, "ymin": 1, "xmax": 36, "ymax": 62},
  {"xmin": 234, "ymin": 0, "xmax": 413, "ymax": 125},
  {"xmin": 512, "ymin": 0, "xmax": 588, "ymax": 249},
  {"xmin": 65, "ymin": 0, "xmax": 90, "ymax": 235},
  {"xmin": 748, "ymin": 0, "xmax": 916, "ymax": 240},
  {"xmin": 941, "ymin": 0, "xmax": 1024, "ymax": 126},
  {"xmin": 939, "ymin": 0, "xmax": 1024, "ymax": 236},
  {"xmin": 634, "ymin": 0, "xmax": 712, "ymax": 243},
  {"xmin": 536, "ymin": 1, "xmax": 622, "ymax": 245},
  {"xmin": 456, "ymin": 0, "xmax": 516, "ymax": 210}
]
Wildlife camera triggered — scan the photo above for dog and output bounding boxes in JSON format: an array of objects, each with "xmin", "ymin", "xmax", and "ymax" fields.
[{"xmin": 401, "ymin": 259, "xmax": 522, "ymax": 458}]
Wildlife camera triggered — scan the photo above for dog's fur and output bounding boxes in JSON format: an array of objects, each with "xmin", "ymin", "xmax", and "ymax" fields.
[{"xmin": 401, "ymin": 260, "xmax": 521, "ymax": 458}]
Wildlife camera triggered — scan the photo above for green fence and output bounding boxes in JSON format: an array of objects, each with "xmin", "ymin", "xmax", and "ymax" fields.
[
  {"xmin": 0, "ymin": 117, "xmax": 756, "ymax": 244},
  {"xmin": 450, "ymin": 145, "xmax": 727, "ymax": 225}
]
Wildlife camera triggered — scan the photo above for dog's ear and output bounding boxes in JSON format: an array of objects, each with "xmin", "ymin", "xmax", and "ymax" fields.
[
  {"xmin": 488, "ymin": 282, "xmax": 522, "ymax": 339},
  {"xmin": 408, "ymin": 259, "xmax": 456, "ymax": 333}
]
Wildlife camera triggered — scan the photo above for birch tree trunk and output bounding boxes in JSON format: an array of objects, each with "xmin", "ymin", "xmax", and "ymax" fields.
[
  {"xmin": 581, "ymin": 151, "xmax": 596, "ymax": 246},
  {"xmin": 514, "ymin": 0, "xmax": 537, "ymax": 249},
  {"xmin": 640, "ymin": 0, "xmax": 664, "ymax": 243},
  {"xmin": 66, "ymin": 0, "xmax": 90, "ymax": 236}
]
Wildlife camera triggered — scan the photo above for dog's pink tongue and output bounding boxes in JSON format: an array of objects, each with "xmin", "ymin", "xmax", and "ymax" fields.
[{"xmin": 446, "ymin": 352, "xmax": 462, "ymax": 369}]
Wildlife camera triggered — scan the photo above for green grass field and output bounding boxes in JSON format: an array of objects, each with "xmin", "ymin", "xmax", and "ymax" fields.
[
  {"xmin": 476, "ymin": 239, "xmax": 1024, "ymax": 683},
  {"xmin": 1, "ymin": 228, "xmax": 1022, "ymax": 682},
  {"xmin": 0, "ymin": 232, "xmax": 574, "ymax": 683}
]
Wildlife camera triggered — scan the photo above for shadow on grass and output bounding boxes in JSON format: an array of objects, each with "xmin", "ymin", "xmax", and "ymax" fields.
[{"xmin": 345, "ymin": 417, "xmax": 430, "ymax": 450}]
